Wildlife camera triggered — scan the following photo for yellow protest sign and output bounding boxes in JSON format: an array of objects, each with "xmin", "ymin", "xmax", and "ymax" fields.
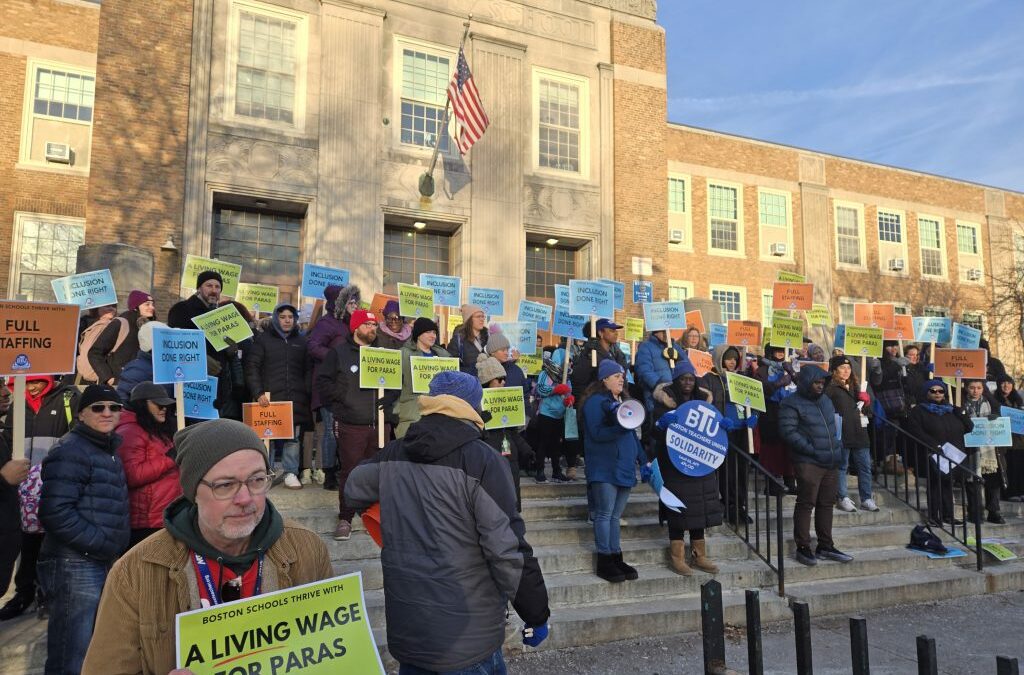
[
  {"xmin": 447, "ymin": 313, "xmax": 464, "ymax": 341},
  {"xmin": 726, "ymin": 372, "xmax": 766, "ymax": 412},
  {"xmin": 845, "ymin": 326, "xmax": 884, "ymax": 358},
  {"xmin": 776, "ymin": 270, "xmax": 806, "ymax": 283},
  {"xmin": 182, "ymin": 254, "xmax": 242, "ymax": 298},
  {"xmin": 410, "ymin": 356, "xmax": 459, "ymax": 394},
  {"xmin": 234, "ymin": 283, "xmax": 280, "ymax": 315},
  {"xmin": 806, "ymin": 304, "xmax": 832, "ymax": 327},
  {"xmin": 192, "ymin": 304, "xmax": 255, "ymax": 352},
  {"xmin": 397, "ymin": 283, "xmax": 435, "ymax": 319},
  {"xmin": 359, "ymin": 347, "xmax": 403, "ymax": 389},
  {"xmin": 175, "ymin": 572, "xmax": 384, "ymax": 674},
  {"xmin": 624, "ymin": 318, "xmax": 645, "ymax": 342},
  {"xmin": 769, "ymin": 316, "xmax": 804, "ymax": 349},
  {"xmin": 517, "ymin": 353, "xmax": 543, "ymax": 376},
  {"xmin": 482, "ymin": 386, "xmax": 526, "ymax": 429}
]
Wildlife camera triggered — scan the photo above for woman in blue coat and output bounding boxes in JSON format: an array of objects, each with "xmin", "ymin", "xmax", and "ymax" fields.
[{"xmin": 581, "ymin": 360, "xmax": 644, "ymax": 583}]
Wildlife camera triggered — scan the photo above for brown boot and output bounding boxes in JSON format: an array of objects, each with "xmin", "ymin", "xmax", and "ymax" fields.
[
  {"xmin": 691, "ymin": 539, "xmax": 719, "ymax": 574},
  {"xmin": 669, "ymin": 540, "xmax": 693, "ymax": 575}
]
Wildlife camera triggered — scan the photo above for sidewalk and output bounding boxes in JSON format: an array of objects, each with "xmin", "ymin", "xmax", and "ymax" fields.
[{"xmin": 507, "ymin": 590, "xmax": 1024, "ymax": 674}]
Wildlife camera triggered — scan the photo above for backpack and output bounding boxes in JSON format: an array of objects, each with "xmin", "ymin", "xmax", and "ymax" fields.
[
  {"xmin": 18, "ymin": 391, "xmax": 75, "ymax": 533},
  {"xmin": 908, "ymin": 524, "xmax": 947, "ymax": 554},
  {"xmin": 76, "ymin": 316, "xmax": 130, "ymax": 383}
]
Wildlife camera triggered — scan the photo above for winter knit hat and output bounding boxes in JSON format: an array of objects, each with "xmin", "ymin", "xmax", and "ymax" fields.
[
  {"xmin": 196, "ymin": 271, "xmax": 223, "ymax": 288},
  {"xmin": 412, "ymin": 317, "xmax": 439, "ymax": 342},
  {"xmin": 128, "ymin": 290, "xmax": 153, "ymax": 311},
  {"xmin": 476, "ymin": 354, "xmax": 506, "ymax": 385},
  {"xmin": 598, "ymin": 359, "xmax": 625, "ymax": 381},
  {"xmin": 382, "ymin": 300, "xmax": 400, "ymax": 317},
  {"xmin": 829, "ymin": 355, "xmax": 853, "ymax": 372},
  {"xmin": 77, "ymin": 384, "xmax": 120, "ymax": 412},
  {"xmin": 485, "ymin": 331, "xmax": 511, "ymax": 355},
  {"xmin": 428, "ymin": 370, "xmax": 483, "ymax": 411},
  {"xmin": 671, "ymin": 360, "xmax": 696, "ymax": 380},
  {"xmin": 461, "ymin": 304, "xmax": 484, "ymax": 321},
  {"xmin": 137, "ymin": 321, "xmax": 166, "ymax": 353},
  {"xmin": 174, "ymin": 419, "xmax": 270, "ymax": 502},
  {"xmin": 349, "ymin": 309, "xmax": 377, "ymax": 333},
  {"xmin": 323, "ymin": 285, "xmax": 342, "ymax": 314}
]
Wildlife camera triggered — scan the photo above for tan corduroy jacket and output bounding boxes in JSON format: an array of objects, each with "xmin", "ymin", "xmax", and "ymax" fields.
[{"xmin": 82, "ymin": 520, "xmax": 334, "ymax": 675}]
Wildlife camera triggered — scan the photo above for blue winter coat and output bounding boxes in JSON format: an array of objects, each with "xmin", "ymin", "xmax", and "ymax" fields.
[
  {"xmin": 582, "ymin": 392, "xmax": 643, "ymax": 487},
  {"xmin": 116, "ymin": 351, "xmax": 173, "ymax": 403},
  {"xmin": 39, "ymin": 423, "xmax": 130, "ymax": 561},
  {"xmin": 778, "ymin": 366, "xmax": 842, "ymax": 469},
  {"xmin": 634, "ymin": 335, "xmax": 684, "ymax": 411}
]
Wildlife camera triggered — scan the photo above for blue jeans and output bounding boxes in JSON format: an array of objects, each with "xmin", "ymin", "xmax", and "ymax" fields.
[
  {"xmin": 591, "ymin": 481, "xmax": 631, "ymax": 554},
  {"xmin": 399, "ymin": 648, "xmax": 506, "ymax": 675},
  {"xmin": 320, "ymin": 408, "xmax": 337, "ymax": 469},
  {"xmin": 838, "ymin": 447, "xmax": 873, "ymax": 502},
  {"xmin": 272, "ymin": 425, "xmax": 301, "ymax": 475},
  {"xmin": 38, "ymin": 552, "xmax": 109, "ymax": 675}
]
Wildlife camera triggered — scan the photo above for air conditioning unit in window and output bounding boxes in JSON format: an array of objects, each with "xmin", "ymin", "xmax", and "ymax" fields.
[
  {"xmin": 44, "ymin": 142, "xmax": 71, "ymax": 164},
  {"xmin": 668, "ymin": 229, "xmax": 685, "ymax": 244},
  {"xmin": 769, "ymin": 242, "xmax": 788, "ymax": 257},
  {"xmin": 967, "ymin": 268, "xmax": 982, "ymax": 281},
  {"xmin": 887, "ymin": 258, "xmax": 905, "ymax": 272}
]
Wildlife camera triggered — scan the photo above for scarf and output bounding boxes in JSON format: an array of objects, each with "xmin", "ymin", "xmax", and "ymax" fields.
[{"xmin": 921, "ymin": 402, "xmax": 954, "ymax": 415}]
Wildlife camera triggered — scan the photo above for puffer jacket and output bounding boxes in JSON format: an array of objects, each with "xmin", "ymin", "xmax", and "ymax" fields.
[
  {"xmin": 88, "ymin": 310, "xmax": 148, "ymax": 385},
  {"xmin": 535, "ymin": 349, "xmax": 567, "ymax": 420},
  {"xmin": 344, "ymin": 395, "xmax": 549, "ymax": 672},
  {"xmin": 581, "ymin": 391, "xmax": 643, "ymax": 487},
  {"xmin": 1, "ymin": 378, "xmax": 79, "ymax": 465},
  {"xmin": 778, "ymin": 366, "xmax": 842, "ymax": 469},
  {"xmin": 825, "ymin": 381, "xmax": 871, "ymax": 449},
  {"xmin": 394, "ymin": 339, "xmax": 451, "ymax": 437},
  {"xmin": 635, "ymin": 334, "xmax": 684, "ymax": 411},
  {"xmin": 448, "ymin": 327, "xmax": 489, "ymax": 376},
  {"xmin": 116, "ymin": 351, "xmax": 174, "ymax": 403},
  {"xmin": 243, "ymin": 308, "xmax": 312, "ymax": 427},
  {"xmin": 115, "ymin": 410, "xmax": 181, "ymax": 530},
  {"xmin": 316, "ymin": 335, "xmax": 400, "ymax": 426},
  {"xmin": 39, "ymin": 423, "xmax": 130, "ymax": 561}
]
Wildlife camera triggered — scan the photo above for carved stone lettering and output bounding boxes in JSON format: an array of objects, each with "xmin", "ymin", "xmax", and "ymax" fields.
[
  {"xmin": 583, "ymin": 0, "xmax": 657, "ymax": 20},
  {"xmin": 471, "ymin": 0, "xmax": 596, "ymax": 46}
]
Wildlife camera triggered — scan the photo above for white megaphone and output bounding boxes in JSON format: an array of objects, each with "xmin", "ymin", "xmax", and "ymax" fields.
[{"xmin": 616, "ymin": 399, "xmax": 646, "ymax": 430}]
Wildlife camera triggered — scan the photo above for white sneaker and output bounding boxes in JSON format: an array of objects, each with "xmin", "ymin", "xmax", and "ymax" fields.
[
  {"xmin": 283, "ymin": 473, "xmax": 302, "ymax": 490},
  {"xmin": 837, "ymin": 497, "xmax": 858, "ymax": 512},
  {"xmin": 299, "ymin": 469, "xmax": 312, "ymax": 485},
  {"xmin": 861, "ymin": 498, "xmax": 880, "ymax": 512},
  {"xmin": 313, "ymin": 469, "xmax": 326, "ymax": 484}
]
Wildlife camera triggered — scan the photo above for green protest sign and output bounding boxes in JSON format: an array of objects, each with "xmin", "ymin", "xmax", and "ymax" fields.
[
  {"xmin": 482, "ymin": 386, "xmax": 526, "ymax": 429},
  {"xmin": 397, "ymin": 283, "xmax": 435, "ymax": 319},
  {"xmin": 771, "ymin": 309, "xmax": 792, "ymax": 323},
  {"xmin": 845, "ymin": 326, "xmax": 883, "ymax": 358},
  {"xmin": 234, "ymin": 283, "xmax": 279, "ymax": 315},
  {"xmin": 181, "ymin": 254, "xmax": 242, "ymax": 298},
  {"xmin": 410, "ymin": 356, "xmax": 459, "ymax": 394},
  {"xmin": 624, "ymin": 318, "xmax": 645, "ymax": 342},
  {"xmin": 191, "ymin": 304, "xmax": 254, "ymax": 352},
  {"xmin": 776, "ymin": 270, "xmax": 806, "ymax": 283},
  {"xmin": 806, "ymin": 303, "xmax": 832, "ymax": 326},
  {"xmin": 726, "ymin": 372, "xmax": 766, "ymax": 412},
  {"xmin": 769, "ymin": 316, "xmax": 804, "ymax": 349},
  {"xmin": 359, "ymin": 347, "xmax": 402, "ymax": 389},
  {"xmin": 517, "ymin": 353, "xmax": 543, "ymax": 376},
  {"xmin": 175, "ymin": 572, "xmax": 384, "ymax": 674}
]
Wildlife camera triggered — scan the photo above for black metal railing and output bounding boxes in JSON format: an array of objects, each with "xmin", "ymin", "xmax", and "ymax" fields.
[
  {"xmin": 869, "ymin": 417, "xmax": 984, "ymax": 570},
  {"xmin": 721, "ymin": 442, "xmax": 788, "ymax": 596}
]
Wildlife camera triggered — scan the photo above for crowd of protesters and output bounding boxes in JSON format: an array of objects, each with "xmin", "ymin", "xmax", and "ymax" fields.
[{"xmin": 3, "ymin": 268, "xmax": 1024, "ymax": 674}]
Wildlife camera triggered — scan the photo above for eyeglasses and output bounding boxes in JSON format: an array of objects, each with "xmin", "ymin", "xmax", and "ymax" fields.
[
  {"xmin": 386, "ymin": 315, "xmax": 402, "ymax": 322},
  {"xmin": 928, "ymin": 388, "xmax": 945, "ymax": 394},
  {"xmin": 89, "ymin": 403, "xmax": 123, "ymax": 413},
  {"xmin": 198, "ymin": 473, "xmax": 275, "ymax": 500}
]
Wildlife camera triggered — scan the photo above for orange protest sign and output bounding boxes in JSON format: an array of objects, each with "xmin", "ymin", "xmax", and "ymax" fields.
[
  {"xmin": 242, "ymin": 402, "xmax": 295, "ymax": 440},
  {"xmin": 0, "ymin": 301, "xmax": 81, "ymax": 376},
  {"xmin": 727, "ymin": 320, "xmax": 762, "ymax": 347},
  {"xmin": 685, "ymin": 310, "xmax": 705, "ymax": 334},
  {"xmin": 884, "ymin": 314, "xmax": 916, "ymax": 341},
  {"xmin": 772, "ymin": 282, "xmax": 814, "ymax": 311},
  {"xmin": 687, "ymin": 348, "xmax": 714, "ymax": 377},
  {"xmin": 854, "ymin": 303, "xmax": 895, "ymax": 329},
  {"xmin": 932, "ymin": 348, "xmax": 987, "ymax": 379}
]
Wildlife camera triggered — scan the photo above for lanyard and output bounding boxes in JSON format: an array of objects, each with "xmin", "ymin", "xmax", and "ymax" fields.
[{"xmin": 193, "ymin": 551, "xmax": 263, "ymax": 606}]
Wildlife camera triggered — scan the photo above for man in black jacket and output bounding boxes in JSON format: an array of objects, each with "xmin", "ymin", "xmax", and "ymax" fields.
[
  {"xmin": 316, "ymin": 310, "xmax": 398, "ymax": 541},
  {"xmin": 570, "ymin": 318, "xmax": 628, "ymax": 399}
]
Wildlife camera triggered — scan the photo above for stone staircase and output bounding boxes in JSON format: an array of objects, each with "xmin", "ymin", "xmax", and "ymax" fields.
[{"xmin": 2, "ymin": 473, "xmax": 1024, "ymax": 673}]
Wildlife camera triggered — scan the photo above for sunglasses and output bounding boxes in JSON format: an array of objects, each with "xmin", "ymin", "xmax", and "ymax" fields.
[
  {"xmin": 928, "ymin": 388, "xmax": 945, "ymax": 394},
  {"xmin": 89, "ymin": 403, "xmax": 123, "ymax": 413}
]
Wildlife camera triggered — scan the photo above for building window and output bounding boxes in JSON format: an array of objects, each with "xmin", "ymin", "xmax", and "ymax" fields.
[
  {"xmin": 212, "ymin": 208, "xmax": 302, "ymax": 286},
  {"xmin": 962, "ymin": 311, "xmax": 985, "ymax": 332},
  {"xmin": 835, "ymin": 204, "xmax": 863, "ymax": 267},
  {"xmin": 399, "ymin": 47, "xmax": 451, "ymax": 152},
  {"xmin": 759, "ymin": 191, "xmax": 788, "ymax": 227},
  {"xmin": 20, "ymin": 60, "xmax": 96, "ymax": 168},
  {"xmin": 533, "ymin": 68, "xmax": 589, "ymax": 177},
  {"xmin": 384, "ymin": 226, "xmax": 450, "ymax": 294},
  {"xmin": 708, "ymin": 182, "xmax": 740, "ymax": 252},
  {"xmin": 235, "ymin": 10, "xmax": 298, "ymax": 124},
  {"xmin": 957, "ymin": 222, "xmax": 979, "ymax": 255},
  {"xmin": 923, "ymin": 306, "xmax": 949, "ymax": 318},
  {"xmin": 918, "ymin": 216, "xmax": 945, "ymax": 277},
  {"xmin": 877, "ymin": 209, "xmax": 902, "ymax": 243},
  {"xmin": 668, "ymin": 280, "xmax": 692, "ymax": 302},
  {"xmin": 761, "ymin": 289, "xmax": 774, "ymax": 326},
  {"xmin": 526, "ymin": 243, "xmax": 575, "ymax": 299},
  {"xmin": 893, "ymin": 304, "xmax": 910, "ymax": 315},
  {"xmin": 758, "ymin": 188, "xmax": 792, "ymax": 260},
  {"xmin": 839, "ymin": 300, "xmax": 855, "ymax": 326},
  {"xmin": 10, "ymin": 214, "xmax": 85, "ymax": 301},
  {"xmin": 668, "ymin": 177, "xmax": 687, "ymax": 213},
  {"xmin": 33, "ymin": 67, "xmax": 94, "ymax": 122},
  {"xmin": 710, "ymin": 286, "xmax": 744, "ymax": 322}
]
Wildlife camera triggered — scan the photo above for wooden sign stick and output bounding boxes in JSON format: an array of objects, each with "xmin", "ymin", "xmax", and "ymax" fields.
[
  {"xmin": 590, "ymin": 315, "xmax": 597, "ymax": 367},
  {"xmin": 174, "ymin": 381, "xmax": 186, "ymax": 432},
  {"xmin": 746, "ymin": 405, "xmax": 755, "ymax": 455},
  {"xmin": 12, "ymin": 376, "xmax": 26, "ymax": 460},
  {"xmin": 378, "ymin": 387, "xmax": 385, "ymax": 449}
]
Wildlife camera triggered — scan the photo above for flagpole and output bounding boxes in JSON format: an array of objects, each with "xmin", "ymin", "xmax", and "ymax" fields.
[{"xmin": 418, "ymin": 16, "xmax": 473, "ymax": 198}]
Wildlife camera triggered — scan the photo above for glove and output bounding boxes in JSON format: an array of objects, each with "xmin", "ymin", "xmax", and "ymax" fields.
[
  {"xmin": 601, "ymin": 399, "xmax": 621, "ymax": 419},
  {"xmin": 988, "ymin": 413, "xmax": 1002, "ymax": 421},
  {"xmin": 746, "ymin": 412, "xmax": 759, "ymax": 429},
  {"xmin": 927, "ymin": 363, "xmax": 935, "ymax": 373},
  {"xmin": 206, "ymin": 354, "xmax": 223, "ymax": 377},
  {"xmin": 522, "ymin": 623, "xmax": 549, "ymax": 648},
  {"xmin": 720, "ymin": 416, "xmax": 739, "ymax": 432},
  {"xmin": 562, "ymin": 394, "xmax": 575, "ymax": 408},
  {"xmin": 640, "ymin": 463, "xmax": 653, "ymax": 483},
  {"xmin": 895, "ymin": 357, "xmax": 911, "ymax": 367},
  {"xmin": 553, "ymin": 384, "xmax": 571, "ymax": 396},
  {"xmin": 857, "ymin": 392, "xmax": 871, "ymax": 405}
]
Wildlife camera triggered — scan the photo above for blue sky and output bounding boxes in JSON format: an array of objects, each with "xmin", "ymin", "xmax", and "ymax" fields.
[{"xmin": 660, "ymin": 1, "xmax": 1024, "ymax": 192}]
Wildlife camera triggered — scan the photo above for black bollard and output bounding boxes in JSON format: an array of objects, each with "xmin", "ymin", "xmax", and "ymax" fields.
[
  {"xmin": 792, "ymin": 601, "xmax": 812, "ymax": 675},
  {"xmin": 849, "ymin": 616, "xmax": 869, "ymax": 675},
  {"xmin": 916, "ymin": 635, "xmax": 937, "ymax": 675},
  {"xmin": 745, "ymin": 589, "xmax": 763, "ymax": 675},
  {"xmin": 701, "ymin": 579, "xmax": 726, "ymax": 674}
]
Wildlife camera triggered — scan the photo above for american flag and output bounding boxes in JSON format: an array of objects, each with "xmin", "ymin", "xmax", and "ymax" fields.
[{"xmin": 447, "ymin": 47, "xmax": 489, "ymax": 155}]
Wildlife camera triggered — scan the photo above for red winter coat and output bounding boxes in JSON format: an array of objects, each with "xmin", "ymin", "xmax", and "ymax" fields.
[{"xmin": 115, "ymin": 411, "xmax": 182, "ymax": 529}]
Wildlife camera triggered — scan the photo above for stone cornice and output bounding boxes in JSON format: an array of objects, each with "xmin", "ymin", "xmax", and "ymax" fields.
[{"xmin": 583, "ymin": 0, "xmax": 656, "ymax": 20}]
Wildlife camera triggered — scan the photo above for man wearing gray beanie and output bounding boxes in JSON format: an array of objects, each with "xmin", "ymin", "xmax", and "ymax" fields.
[{"xmin": 83, "ymin": 419, "xmax": 333, "ymax": 673}]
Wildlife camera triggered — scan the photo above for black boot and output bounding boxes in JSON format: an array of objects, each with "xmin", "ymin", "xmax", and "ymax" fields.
[
  {"xmin": 612, "ymin": 552, "xmax": 639, "ymax": 580},
  {"xmin": 322, "ymin": 470, "xmax": 338, "ymax": 491},
  {"xmin": 595, "ymin": 553, "xmax": 626, "ymax": 583},
  {"xmin": 0, "ymin": 593, "xmax": 33, "ymax": 621}
]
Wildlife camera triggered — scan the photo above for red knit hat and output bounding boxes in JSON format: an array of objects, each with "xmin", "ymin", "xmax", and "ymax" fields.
[
  {"xmin": 128, "ymin": 290, "xmax": 153, "ymax": 311},
  {"xmin": 349, "ymin": 309, "xmax": 378, "ymax": 333}
]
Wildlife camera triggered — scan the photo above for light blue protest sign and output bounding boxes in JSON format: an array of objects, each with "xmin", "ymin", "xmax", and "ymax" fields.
[
  {"xmin": 643, "ymin": 301, "xmax": 686, "ymax": 332},
  {"xmin": 950, "ymin": 322, "xmax": 982, "ymax": 350},
  {"xmin": 300, "ymin": 263, "xmax": 350, "ymax": 299},
  {"xmin": 183, "ymin": 377, "xmax": 219, "ymax": 420},
  {"xmin": 468, "ymin": 287, "xmax": 504, "ymax": 317},
  {"xmin": 554, "ymin": 284, "xmax": 570, "ymax": 309},
  {"xmin": 51, "ymin": 269, "xmax": 117, "ymax": 310},
  {"xmin": 551, "ymin": 307, "xmax": 586, "ymax": 339},
  {"xmin": 598, "ymin": 279, "xmax": 625, "ymax": 311},
  {"xmin": 964, "ymin": 417, "xmax": 1012, "ymax": 448},
  {"xmin": 708, "ymin": 323, "xmax": 728, "ymax": 348},
  {"xmin": 1002, "ymin": 408, "xmax": 1024, "ymax": 436},
  {"xmin": 419, "ymin": 273, "xmax": 462, "ymax": 307},
  {"xmin": 151, "ymin": 327, "xmax": 207, "ymax": 384},
  {"xmin": 663, "ymin": 400, "xmax": 729, "ymax": 477},
  {"xmin": 569, "ymin": 280, "xmax": 615, "ymax": 319},
  {"xmin": 632, "ymin": 280, "xmax": 653, "ymax": 304},
  {"xmin": 517, "ymin": 300, "xmax": 552, "ymax": 331},
  {"xmin": 497, "ymin": 322, "xmax": 538, "ymax": 356},
  {"xmin": 913, "ymin": 317, "xmax": 952, "ymax": 344},
  {"xmin": 834, "ymin": 324, "xmax": 846, "ymax": 350}
]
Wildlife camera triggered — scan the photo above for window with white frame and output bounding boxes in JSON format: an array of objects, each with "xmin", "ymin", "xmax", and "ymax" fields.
[
  {"xmin": 835, "ymin": 204, "xmax": 863, "ymax": 267},
  {"xmin": 761, "ymin": 290, "xmax": 774, "ymax": 326},
  {"xmin": 893, "ymin": 304, "xmax": 910, "ymax": 315},
  {"xmin": 918, "ymin": 216, "xmax": 945, "ymax": 277},
  {"xmin": 759, "ymin": 191, "xmax": 788, "ymax": 228},
  {"xmin": 710, "ymin": 286, "xmax": 745, "ymax": 322},
  {"xmin": 957, "ymin": 222, "xmax": 979, "ymax": 255},
  {"xmin": 838, "ymin": 298, "xmax": 865, "ymax": 326},
  {"xmin": 399, "ymin": 46, "xmax": 452, "ymax": 152},
  {"xmin": 668, "ymin": 280, "xmax": 692, "ymax": 302},
  {"xmin": 33, "ymin": 67, "xmax": 94, "ymax": 122},
  {"xmin": 20, "ymin": 60, "xmax": 96, "ymax": 168},
  {"xmin": 10, "ymin": 214, "xmax": 85, "ymax": 301},
  {"xmin": 923, "ymin": 307, "xmax": 949, "ymax": 318},
  {"xmin": 667, "ymin": 173, "xmax": 691, "ymax": 249},
  {"xmin": 235, "ymin": 8, "xmax": 299, "ymax": 123},
  {"xmin": 708, "ymin": 182, "xmax": 741, "ymax": 252},
  {"xmin": 877, "ymin": 209, "xmax": 902, "ymax": 243},
  {"xmin": 961, "ymin": 311, "xmax": 985, "ymax": 333},
  {"xmin": 535, "ymin": 69, "xmax": 588, "ymax": 175},
  {"xmin": 668, "ymin": 177, "xmax": 687, "ymax": 214}
]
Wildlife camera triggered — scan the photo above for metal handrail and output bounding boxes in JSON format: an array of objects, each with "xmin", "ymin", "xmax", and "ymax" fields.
[
  {"xmin": 722, "ymin": 442, "xmax": 788, "ymax": 596},
  {"xmin": 870, "ymin": 417, "xmax": 984, "ymax": 571}
]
